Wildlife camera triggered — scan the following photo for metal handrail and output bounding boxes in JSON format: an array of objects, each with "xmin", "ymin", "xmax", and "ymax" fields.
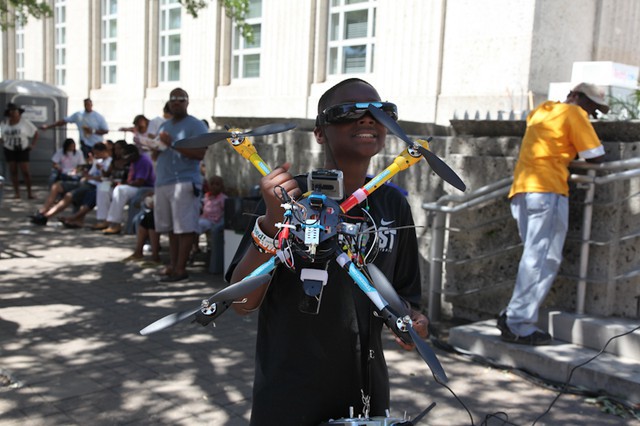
[{"xmin": 423, "ymin": 157, "xmax": 640, "ymax": 321}]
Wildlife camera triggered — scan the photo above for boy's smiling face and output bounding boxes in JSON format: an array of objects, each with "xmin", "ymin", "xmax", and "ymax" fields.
[{"xmin": 316, "ymin": 81, "xmax": 388, "ymax": 165}]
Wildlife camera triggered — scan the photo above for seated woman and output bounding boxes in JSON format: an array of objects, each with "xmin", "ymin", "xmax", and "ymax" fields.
[
  {"xmin": 31, "ymin": 142, "xmax": 112, "ymax": 225},
  {"xmin": 48, "ymin": 138, "xmax": 85, "ymax": 187},
  {"xmin": 31, "ymin": 139, "xmax": 91, "ymax": 219},
  {"xmin": 92, "ymin": 140, "xmax": 129, "ymax": 229},
  {"xmin": 98, "ymin": 144, "xmax": 155, "ymax": 234},
  {"xmin": 61, "ymin": 142, "xmax": 146, "ymax": 229}
]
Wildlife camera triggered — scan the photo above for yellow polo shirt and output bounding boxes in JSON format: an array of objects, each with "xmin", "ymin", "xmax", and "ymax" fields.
[{"xmin": 509, "ymin": 101, "xmax": 603, "ymax": 198}]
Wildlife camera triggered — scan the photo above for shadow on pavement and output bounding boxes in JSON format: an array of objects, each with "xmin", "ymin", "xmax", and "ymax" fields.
[{"xmin": 0, "ymin": 187, "xmax": 631, "ymax": 425}]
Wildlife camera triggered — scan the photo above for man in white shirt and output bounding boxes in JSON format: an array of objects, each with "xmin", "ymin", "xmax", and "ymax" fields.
[{"xmin": 41, "ymin": 98, "xmax": 109, "ymax": 158}]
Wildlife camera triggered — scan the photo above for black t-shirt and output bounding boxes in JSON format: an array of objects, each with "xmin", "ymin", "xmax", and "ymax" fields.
[{"xmin": 226, "ymin": 177, "xmax": 422, "ymax": 426}]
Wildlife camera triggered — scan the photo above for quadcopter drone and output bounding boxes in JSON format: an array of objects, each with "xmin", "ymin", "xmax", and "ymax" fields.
[{"xmin": 140, "ymin": 105, "xmax": 466, "ymax": 422}]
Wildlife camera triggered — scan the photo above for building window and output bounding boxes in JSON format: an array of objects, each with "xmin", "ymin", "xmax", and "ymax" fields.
[
  {"xmin": 159, "ymin": 0, "xmax": 181, "ymax": 82},
  {"xmin": 101, "ymin": 0, "xmax": 117, "ymax": 85},
  {"xmin": 327, "ymin": 0, "xmax": 376, "ymax": 75},
  {"xmin": 15, "ymin": 18, "xmax": 25, "ymax": 80},
  {"xmin": 54, "ymin": 0, "xmax": 67, "ymax": 85},
  {"xmin": 232, "ymin": 0, "xmax": 262, "ymax": 79}
]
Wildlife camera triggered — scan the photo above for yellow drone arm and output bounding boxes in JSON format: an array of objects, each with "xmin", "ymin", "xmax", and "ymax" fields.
[
  {"xmin": 227, "ymin": 136, "xmax": 272, "ymax": 176},
  {"xmin": 340, "ymin": 139, "xmax": 429, "ymax": 213}
]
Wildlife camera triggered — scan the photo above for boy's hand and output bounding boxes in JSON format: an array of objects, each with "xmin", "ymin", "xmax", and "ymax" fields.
[
  {"xmin": 260, "ymin": 162, "xmax": 301, "ymax": 235},
  {"xmin": 394, "ymin": 309, "xmax": 429, "ymax": 351}
]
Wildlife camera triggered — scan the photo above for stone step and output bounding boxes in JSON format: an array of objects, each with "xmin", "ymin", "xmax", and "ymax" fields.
[
  {"xmin": 448, "ymin": 317, "xmax": 640, "ymax": 405},
  {"xmin": 544, "ymin": 311, "xmax": 640, "ymax": 362}
]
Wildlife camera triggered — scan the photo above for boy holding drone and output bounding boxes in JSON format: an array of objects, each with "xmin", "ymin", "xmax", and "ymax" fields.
[{"xmin": 227, "ymin": 78, "xmax": 430, "ymax": 425}]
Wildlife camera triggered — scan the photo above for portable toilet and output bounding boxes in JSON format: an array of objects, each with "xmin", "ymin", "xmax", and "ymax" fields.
[{"xmin": 0, "ymin": 80, "xmax": 68, "ymax": 181}]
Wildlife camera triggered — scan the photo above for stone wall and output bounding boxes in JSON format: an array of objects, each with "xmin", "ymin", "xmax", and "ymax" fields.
[{"xmin": 203, "ymin": 125, "xmax": 640, "ymax": 321}]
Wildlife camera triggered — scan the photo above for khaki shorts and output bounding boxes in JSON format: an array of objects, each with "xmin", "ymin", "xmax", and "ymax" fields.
[{"xmin": 153, "ymin": 182, "xmax": 200, "ymax": 234}]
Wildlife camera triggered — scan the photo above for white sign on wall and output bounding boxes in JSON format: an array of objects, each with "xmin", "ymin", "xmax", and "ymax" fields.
[{"xmin": 22, "ymin": 105, "xmax": 48, "ymax": 123}]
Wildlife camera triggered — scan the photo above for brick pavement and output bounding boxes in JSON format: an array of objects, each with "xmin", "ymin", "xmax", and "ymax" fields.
[{"xmin": 0, "ymin": 187, "xmax": 632, "ymax": 425}]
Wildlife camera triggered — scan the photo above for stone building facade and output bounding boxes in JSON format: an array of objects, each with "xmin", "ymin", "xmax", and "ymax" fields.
[{"xmin": 0, "ymin": 0, "xmax": 638, "ymax": 133}]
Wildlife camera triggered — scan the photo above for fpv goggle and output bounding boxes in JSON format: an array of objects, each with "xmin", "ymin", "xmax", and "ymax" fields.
[{"xmin": 316, "ymin": 101, "xmax": 398, "ymax": 126}]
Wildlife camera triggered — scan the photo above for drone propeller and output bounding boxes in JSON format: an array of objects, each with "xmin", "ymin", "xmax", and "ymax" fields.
[
  {"xmin": 174, "ymin": 122, "xmax": 297, "ymax": 149},
  {"xmin": 139, "ymin": 306, "xmax": 201, "ymax": 336},
  {"xmin": 367, "ymin": 264, "xmax": 449, "ymax": 383},
  {"xmin": 139, "ymin": 274, "xmax": 272, "ymax": 335},
  {"xmin": 368, "ymin": 264, "xmax": 408, "ymax": 316},
  {"xmin": 366, "ymin": 105, "xmax": 466, "ymax": 192},
  {"xmin": 205, "ymin": 273, "xmax": 272, "ymax": 304}
]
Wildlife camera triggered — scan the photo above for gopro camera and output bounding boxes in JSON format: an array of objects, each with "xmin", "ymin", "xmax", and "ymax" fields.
[{"xmin": 307, "ymin": 169, "xmax": 344, "ymax": 200}]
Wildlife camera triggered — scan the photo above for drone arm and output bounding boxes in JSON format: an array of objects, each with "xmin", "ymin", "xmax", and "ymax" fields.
[
  {"xmin": 228, "ymin": 137, "xmax": 272, "ymax": 176},
  {"xmin": 335, "ymin": 252, "xmax": 387, "ymax": 310},
  {"xmin": 336, "ymin": 253, "xmax": 414, "ymax": 346},
  {"xmin": 340, "ymin": 144, "xmax": 426, "ymax": 213}
]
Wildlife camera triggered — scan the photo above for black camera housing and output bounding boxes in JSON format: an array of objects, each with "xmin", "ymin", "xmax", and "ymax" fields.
[{"xmin": 307, "ymin": 169, "xmax": 344, "ymax": 200}]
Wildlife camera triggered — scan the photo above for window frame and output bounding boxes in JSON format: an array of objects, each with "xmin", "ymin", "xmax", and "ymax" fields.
[
  {"xmin": 231, "ymin": 0, "xmax": 263, "ymax": 79},
  {"xmin": 327, "ymin": 0, "xmax": 377, "ymax": 76},
  {"xmin": 54, "ymin": 0, "xmax": 67, "ymax": 86},
  {"xmin": 159, "ymin": 0, "xmax": 182, "ymax": 83},
  {"xmin": 15, "ymin": 18, "xmax": 25, "ymax": 80},
  {"xmin": 101, "ymin": 0, "xmax": 118, "ymax": 85}
]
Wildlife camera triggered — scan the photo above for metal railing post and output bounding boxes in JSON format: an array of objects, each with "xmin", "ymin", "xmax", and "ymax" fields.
[
  {"xmin": 576, "ymin": 169, "xmax": 596, "ymax": 314},
  {"xmin": 429, "ymin": 211, "xmax": 446, "ymax": 321}
]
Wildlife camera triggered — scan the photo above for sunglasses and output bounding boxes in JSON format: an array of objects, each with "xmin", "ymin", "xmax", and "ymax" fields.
[
  {"xmin": 317, "ymin": 101, "xmax": 398, "ymax": 125},
  {"xmin": 170, "ymin": 96, "xmax": 188, "ymax": 102}
]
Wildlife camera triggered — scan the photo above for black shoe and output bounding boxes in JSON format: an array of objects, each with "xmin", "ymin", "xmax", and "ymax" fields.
[
  {"xmin": 496, "ymin": 312, "xmax": 508, "ymax": 333},
  {"xmin": 501, "ymin": 328, "xmax": 552, "ymax": 346},
  {"xmin": 31, "ymin": 213, "xmax": 48, "ymax": 226},
  {"xmin": 497, "ymin": 312, "xmax": 552, "ymax": 345}
]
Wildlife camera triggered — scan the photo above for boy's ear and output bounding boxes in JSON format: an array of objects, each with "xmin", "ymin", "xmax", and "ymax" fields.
[{"xmin": 313, "ymin": 126, "xmax": 325, "ymax": 145}]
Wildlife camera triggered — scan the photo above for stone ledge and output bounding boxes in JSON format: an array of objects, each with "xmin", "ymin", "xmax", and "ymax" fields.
[{"xmin": 450, "ymin": 119, "xmax": 640, "ymax": 142}]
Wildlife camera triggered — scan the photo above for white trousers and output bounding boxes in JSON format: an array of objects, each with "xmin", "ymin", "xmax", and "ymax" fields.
[
  {"xmin": 506, "ymin": 192, "xmax": 568, "ymax": 336},
  {"xmin": 95, "ymin": 181, "xmax": 113, "ymax": 221},
  {"xmin": 106, "ymin": 184, "xmax": 142, "ymax": 224}
]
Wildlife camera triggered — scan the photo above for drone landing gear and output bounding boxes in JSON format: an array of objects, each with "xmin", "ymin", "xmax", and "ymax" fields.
[{"xmin": 299, "ymin": 268, "xmax": 328, "ymax": 314}]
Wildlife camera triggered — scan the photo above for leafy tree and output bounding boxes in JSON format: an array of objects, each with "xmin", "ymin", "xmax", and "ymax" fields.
[
  {"xmin": 0, "ymin": 0, "xmax": 51, "ymax": 29},
  {"xmin": 607, "ymin": 89, "xmax": 640, "ymax": 120},
  {"xmin": 181, "ymin": 0, "xmax": 253, "ymax": 43}
]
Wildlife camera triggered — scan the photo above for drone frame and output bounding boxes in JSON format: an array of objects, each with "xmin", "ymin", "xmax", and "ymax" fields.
[{"xmin": 141, "ymin": 108, "xmax": 467, "ymax": 384}]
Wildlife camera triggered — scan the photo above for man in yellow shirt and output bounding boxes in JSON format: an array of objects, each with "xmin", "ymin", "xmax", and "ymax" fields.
[{"xmin": 498, "ymin": 82, "xmax": 608, "ymax": 345}]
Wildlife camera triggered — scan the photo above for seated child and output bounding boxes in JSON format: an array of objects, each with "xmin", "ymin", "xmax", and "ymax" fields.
[
  {"xmin": 198, "ymin": 175, "xmax": 227, "ymax": 234},
  {"xmin": 190, "ymin": 175, "xmax": 227, "ymax": 273}
]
